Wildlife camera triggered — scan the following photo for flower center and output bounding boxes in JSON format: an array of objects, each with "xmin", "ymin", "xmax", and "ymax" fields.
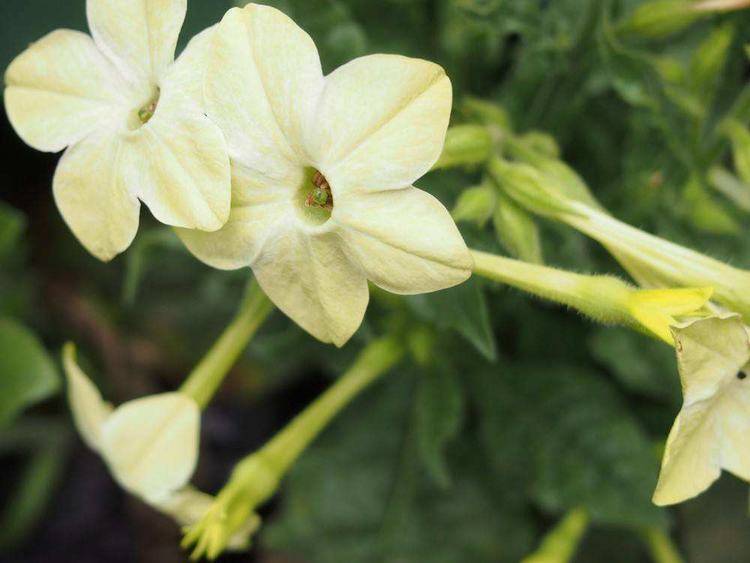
[
  {"xmin": 134, "ymin": 88, "xmax": 161, "ymax": 128},
  {"xmin": 294, "ymin": 168, "xmax": 334, "ymax": 226}
]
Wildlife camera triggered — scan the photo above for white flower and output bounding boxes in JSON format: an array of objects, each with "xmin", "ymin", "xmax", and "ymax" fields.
[
  {"xmin": 63, "ymin": 343, "xmax": 258, "ymax": 550},
  {"xmin": 4, "ymin": 0, "xmax": 231, "ymax": 261},
  {"xmin": 63, "ymin": 343, "xmax": 199, "ymax": 503},
  {"xmin": 653, "ymin": 314, "xmax": 750, "ymax": 505},
  {"xmin": 178, "ymin": 3, "xmax": 473, "ymax": 347}
]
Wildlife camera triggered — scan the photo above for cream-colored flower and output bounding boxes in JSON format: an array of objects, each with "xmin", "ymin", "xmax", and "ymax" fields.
[
  {"xmin": 178, "ymin": 3, "xmax": 472, "ymax": 346},
  {"xmin": 63, "ymin": 343, "xmax": 199, "ymax": 503},
  {"xmin": 653, "ymin": 314, "xmax": 750, "ymax": 505},
  {"xmin": 4, "ymin": 0, "xmax": 231, "ymax": 261},
  {"xmin": 63, "ymin": 343, "xmax": 258, "ymax": 549}
]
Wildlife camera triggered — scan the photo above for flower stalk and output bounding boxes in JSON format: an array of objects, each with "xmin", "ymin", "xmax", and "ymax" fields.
[
  {"xmin": 471, "ymin": 249, "xmax": 712, "ymax": 345},
  {"xmin": 182, "ymin": 336, "xmax": 404, "ymax": 559},
  {"xmin": 180, "ymin": 279, "xmax": 273, "ymax": 409}
]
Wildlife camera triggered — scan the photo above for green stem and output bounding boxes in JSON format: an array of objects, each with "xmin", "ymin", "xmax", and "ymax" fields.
[
  {"xmin": 521, "ymin": 507, "xmax": 589, "ymax": 563},
  {"xmin": 471, "ymin": 249, "xmax": 632, "ymax": 327},
  {"xmin": 238, "ymin": 336, "xmax": 403, "ymax": 484},
  {"xmin": 186, "ymin": 337, "xmax": 405, "ymax": 559},
  {"xmin": 179, "ymin": 279, "xmax": 273, "ymax": 409},
  {"xmin": 641, "ymin": 528, "xmax": 684, "ymax": 563}
]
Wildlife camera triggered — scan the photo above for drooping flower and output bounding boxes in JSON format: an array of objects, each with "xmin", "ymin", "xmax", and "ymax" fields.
[
  {"xmin": 178, "ymin": 3, "xmax": 473, "ymax": 346},
  {"xmin": 4, "ymin": 0, "xmax": 231, "ymax": 261},
  {"xmin": 653, "ymin": 314, "xmax": 750, "ymax": 505},
  {"xmin": 62, "ymin": 343, "xmax": 260, "ymax": 549}
]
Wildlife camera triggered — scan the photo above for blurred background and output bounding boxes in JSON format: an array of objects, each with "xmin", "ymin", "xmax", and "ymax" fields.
[{"xmin": 2, "ymin": 0, "xmax": 750, "ymax": 562}]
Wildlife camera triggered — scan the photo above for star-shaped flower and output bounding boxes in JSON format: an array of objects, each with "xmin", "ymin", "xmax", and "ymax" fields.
[
  {"xmin": 653, "ymin": 314, "xmax": 750, "ymax": 505},
  {"xmin": 4, "ymin": 0, "xmax": 231, "ymax": 261},
  {"xmin": 178, "ymin": 3, "xmax": 473, "ymax": 346}
]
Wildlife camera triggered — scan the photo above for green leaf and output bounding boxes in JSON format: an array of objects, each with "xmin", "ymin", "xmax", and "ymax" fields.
[
  {"xmin": 404, "ymin": 278, "xmax": 497, "ymax": 361},
  {"xmin": 0, "ymin": 319, "xmax": 60, "ymax": 427},
  {"xmin": 588, "ymin": 327, "xmax": 680, "ymax": 403},
  {"xmin": 468, "ymin": 362, "xmax": 667, "ymax": 528},
  {"xmin": 414, "ymin": 363, "xmax": 465, "ymax": 488},
  {"xmin": 264, "ymin": 374, "xmax": 534, "ymax": 562}
]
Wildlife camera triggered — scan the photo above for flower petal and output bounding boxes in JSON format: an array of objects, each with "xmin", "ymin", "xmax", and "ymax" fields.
[
  {"xmin": 4, "ymin": 30, "xmax": 130, "ymax": 152},
  {"xmin": 253, "ymin": 226, "xmax": 369, "ymax": 346},
  {"xmin": 204, "ymin": 4, "xmax": 324, "ymax": 175},
  {"xmin": 177, "ymin": 163, "xmax": 293, "ymax": 270},
  {"xmin": 53, "ymin": 130, "xmax": 140, "ymax": 261},
  {"xmin": 653, "ymin": 315, "xmax": 750, "ymax": 506},
  {"xmin": 62, "ymin": 343, "xmax": 113, "ymax": 451},
  {"xmin": 159, "ymin": 26, "xmax": 215, "ymax": 108},
  {"xmin": 87, "ymin": 0, "xmax": 186, "ymax": 85},
  {"xmin": 120, "ymin": 106, "xmax": 231, "ymax": 232},
  {"xmin": 313, "ymin": 54, "xmax": 452, "ymax": 193},
  {"xmin": 100, "ymin": 392, "xmax": 200, "ymax": 503},
  {"xmin": 335, "ymin": 186, "xmax": 472, "ymax": 294}
]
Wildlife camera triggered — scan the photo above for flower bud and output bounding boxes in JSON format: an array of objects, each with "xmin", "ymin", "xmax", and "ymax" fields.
[
  {"xmin": 621, "ymin": 0, "xmax": 704, "ymax": 39},
  {"xmin": 492, "ymin": 192, "xmax": 543, "ymax": 264},
  {"xmin": 451, "ymin": 180, "xmax": 496, "ymax": 227},
  {"xmin": 433, "ymin": 124, "xmax": 494, "ymax": 170}
]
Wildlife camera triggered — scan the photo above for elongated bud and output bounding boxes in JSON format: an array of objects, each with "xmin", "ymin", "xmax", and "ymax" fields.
[
  {"xmin": 620, "ymin": 0, "xmax": 704, "ymax": 38},
  {"xmin": 433, "ymin": 124, "xmax": 494, "ymax": 170},
  {"xmin": 492, "ymin": 191, "xmax": 544, "ymax": 264},
  {"xmin": 723, "ymin": 120, "xmax": 750, "ymax": 185},
  {"xmin": 451, "ymin": 180, "xmax": 496, "ymax": 227},
  {"xmin": 461, "ymin": 97, "xmax": 512, "ymax": 130}
]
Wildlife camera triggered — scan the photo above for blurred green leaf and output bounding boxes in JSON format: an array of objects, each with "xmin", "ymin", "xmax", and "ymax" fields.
[
  {"xmin": 414, "ymin": 363, "xmax": 464, "ymax": 488},
  {"xmin": 588, "ymin": 327, "xmax": 680, "ymax": 403},
  {"xmin": 405, "ymin": 278, "xmax": 497, "ymax": 361},
  {"xmin": 0, "ymin": 419, "xmax": 69, "ymax": 550},
  {"xmin": 0, "ymin": 319, "xmax": 60, "ymax": 427},
  {"xmin": 265, "ymin": 373, "xmax": 534, "ymax": 562},
  {"xmin": 469, "ymin": 363, "xmax": 667, "ymax": 528}
]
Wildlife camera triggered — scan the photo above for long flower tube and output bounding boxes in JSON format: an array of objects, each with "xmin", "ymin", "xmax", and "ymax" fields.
[
  {"xmin": 471, "ymin": 249, "xmax": 712, "ymax": 345},
  {"xmin": 487, "ymin": 155, "xmax": 750, "ymax": 319},
  {"xmin": 181, "ymin": 336, "xmax": 404, "ymax": 560}
]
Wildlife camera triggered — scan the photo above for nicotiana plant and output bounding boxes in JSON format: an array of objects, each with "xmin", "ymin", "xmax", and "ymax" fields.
[{"xmin": 3, "ymin": 0, "xmax": 750, "ymax": 560}]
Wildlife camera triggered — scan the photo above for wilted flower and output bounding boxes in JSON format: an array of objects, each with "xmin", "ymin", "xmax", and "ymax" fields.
[
  {"xmin": 653, "ymin": 314, "xmax": 750, "ymax": 505},
  {"xmin": 4, "ymin": 0, "xmax": 231, "ymax": 260},
  {"xmin": 179, "ymin": 3, "xmax": 472, "ymax": 346}
]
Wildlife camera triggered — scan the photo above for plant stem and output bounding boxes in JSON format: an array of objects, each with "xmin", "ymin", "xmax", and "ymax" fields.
[
  {"xmin": 641, "ymin": 528, "xmax": 684, "ymax": 563},
  {"xmin": 471, "ymin": 249, "xmax": 632, "ymax": 327},
  {"xmin": 179, "ymin": 279, "xmax": 273, "ymax": 409}
]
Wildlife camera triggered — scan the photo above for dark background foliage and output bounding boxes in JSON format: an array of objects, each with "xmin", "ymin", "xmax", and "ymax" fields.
[{"xmin": 2, "ymin": 0, "xmax": 750, "ymax": 562}]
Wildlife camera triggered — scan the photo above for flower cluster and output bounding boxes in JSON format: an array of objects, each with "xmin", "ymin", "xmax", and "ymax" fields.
[{"xmin": 6, "ymin": 0, "xmax": 750, "ymax": 559}]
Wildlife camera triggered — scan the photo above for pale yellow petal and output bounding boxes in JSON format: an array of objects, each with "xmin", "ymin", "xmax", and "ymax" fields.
[
  {"xmin": 204, "ymin": 4, "xmax": 324, "ymax": 175},
  {"xmin": 177, "ymin": 163, "xmax": 292, "ymax": 270},
  {"xmin": 120, "ymin": 107, "xmax": 231, "ymax": 232},
  {"xmin": 100, "ymin": 393, "xmax": 200, "ymax": 503},
  {"xmin": 652, "ymin": 402, "xmax": 721, "ymax": 506},
  {"xmin": 159, "ymin": 26, "xmax": 215, "ymax": 107},
  {"xmin": 87, "ymin": 0, "xmax": 186, "ymax": 85},
  {"xmin": 61, "ymin": 343, "xmax": 113, "ymax": 451},
  {"xmin": 335, "ymin": 186, "xmax": 472, "ymax": 294},
  {"xmin": 312, "ymin": 54, "xmax": 452, "ymax": 193},
  {"xmin": 653, "ymin": 315, "xmax": 750, "ymax": 506},
  {"xmin": 4, "ymin": 30, "xmax": 130, "ymax": 152},
  {"xmin": 253, "ymin": 226, "xmax": 369, "ymax": 346},
  {"xmin": 673, "ymin": 314, "xmax": 750, "ymax": 402},
  {"xmin": 53, "ymin": 130, "xmax": 140, "ymax": 261}
]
